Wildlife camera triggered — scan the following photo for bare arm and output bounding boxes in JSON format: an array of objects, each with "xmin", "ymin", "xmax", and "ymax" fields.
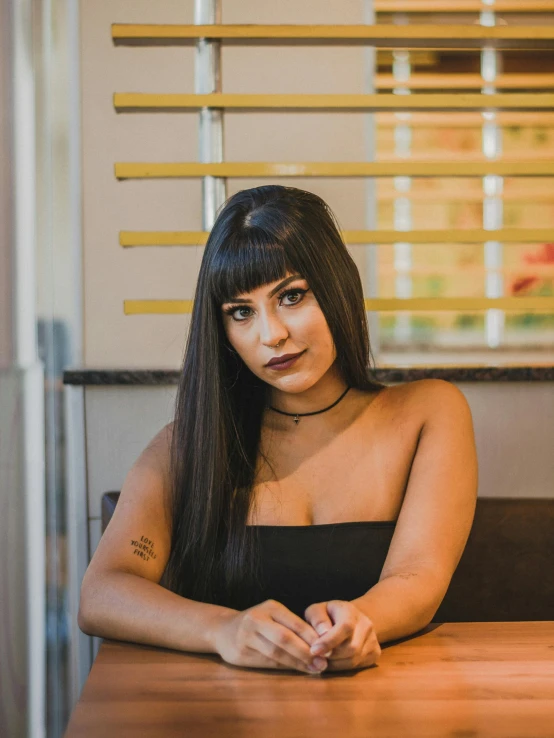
[
  {"xmin": 350, "ymin": 569, "xmax": 444, "ymax": 644},
  {"xmin": 79, "ymin": 571, "xmax": 237, "ymax": 654},
  {"xmin": 78, "ymin": 423, "xmax": 237, "ymax": 653},
  {"xmin": 352, "ymin": 379, "xmax": 478, "ymax": 643}
]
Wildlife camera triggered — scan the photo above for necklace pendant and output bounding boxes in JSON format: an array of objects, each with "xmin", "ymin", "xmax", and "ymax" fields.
[{"xmin": 293, "ymin": 415, "xmax": 300, "ymax": 425}]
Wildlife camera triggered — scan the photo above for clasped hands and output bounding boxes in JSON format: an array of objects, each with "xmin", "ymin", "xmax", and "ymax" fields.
[
  {"xmin": 213, "ymin": 598, "xmax": 381, "ymax": 674},
  {"xmin": 304, "ymin": 599, "xmax": 382, "ymax": 672}
]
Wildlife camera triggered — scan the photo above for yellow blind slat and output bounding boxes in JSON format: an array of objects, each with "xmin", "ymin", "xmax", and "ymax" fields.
[
  {"xmin": 113, "ymin": 93, "xmax": 554, "ymax": 113},
  {"xmin": 115, "ymin": 162, "xmax": 554, "ymax": 179},
  {"xmin": 111, "ymin": 24, "xmax": 554, "ymax": 50},
  {"xmin": 119, "ymin": 229, "xmax": 554, "ymax": 247},
  {"xmin": 375, "ymin": 74, "xmax": 554, "ymax": 90}
]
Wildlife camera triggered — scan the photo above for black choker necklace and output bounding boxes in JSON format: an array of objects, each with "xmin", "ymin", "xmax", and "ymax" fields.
[{"xmin": 267, "ymin": 386, "xmax": 352, "ymax": 425}]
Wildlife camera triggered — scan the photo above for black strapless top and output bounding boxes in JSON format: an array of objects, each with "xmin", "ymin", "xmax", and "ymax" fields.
[{"xmin": 214, "ymin": 521, "xmax": 397, "ymax": 618}]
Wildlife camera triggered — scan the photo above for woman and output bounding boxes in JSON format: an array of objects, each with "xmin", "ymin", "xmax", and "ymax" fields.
[{"xmin": 79, "ymin": 185, "xmax": 478, "ymax": 675}]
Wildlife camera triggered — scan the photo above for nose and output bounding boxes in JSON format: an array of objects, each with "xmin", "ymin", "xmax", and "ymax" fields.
[{"xmin": 259, "ymin": 309, "xmax": 289, "ymax": 348}]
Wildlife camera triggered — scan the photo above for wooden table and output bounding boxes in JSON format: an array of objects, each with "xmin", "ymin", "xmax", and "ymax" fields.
[{"xmin": 65, "ymin": 622, "xmax": 554, "ymax": 737}]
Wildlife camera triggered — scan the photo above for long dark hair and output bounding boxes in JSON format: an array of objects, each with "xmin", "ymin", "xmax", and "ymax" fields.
[{"xmin": 164, "ymin": 185, "xmax": 386, "ymax": 607}]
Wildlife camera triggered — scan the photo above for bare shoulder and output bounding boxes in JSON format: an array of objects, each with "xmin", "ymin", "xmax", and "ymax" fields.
[
  {"xmin": 381, "ymin": 378, "xmax": 472, "ymax": 423},
  {"xmin": 138, "ymin": 421, "xmax": 174, "ymax": 483}
]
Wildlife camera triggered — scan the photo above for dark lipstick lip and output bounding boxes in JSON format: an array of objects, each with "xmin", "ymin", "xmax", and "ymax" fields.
[{"xmin": 265, "ymin": 350, "xmax": 305, "ymax": 367}]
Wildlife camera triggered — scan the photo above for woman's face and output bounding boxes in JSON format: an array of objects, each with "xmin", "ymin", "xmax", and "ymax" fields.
[{"xmin": 221, "ymin": 271, "xmax": 337, "ymax": 393}]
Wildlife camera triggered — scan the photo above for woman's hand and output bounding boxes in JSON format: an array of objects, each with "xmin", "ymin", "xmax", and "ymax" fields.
[
  {"xmin": 212, "ymin": 599, "xmax": 332, "ymax": 674},
  {"xmin": 304, "ymin": 600, "xmax": 382, "ymax": 672}
]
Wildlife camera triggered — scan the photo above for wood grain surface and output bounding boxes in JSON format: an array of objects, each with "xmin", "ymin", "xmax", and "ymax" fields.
[{"xmin": 65, "ymin": 621, "xmax": 554, "ymax": 737}]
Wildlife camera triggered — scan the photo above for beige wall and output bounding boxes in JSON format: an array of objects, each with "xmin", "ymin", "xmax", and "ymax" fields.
[{"xmin": 80, "ymin": 0, "xmax": 373, "ymax": 367}]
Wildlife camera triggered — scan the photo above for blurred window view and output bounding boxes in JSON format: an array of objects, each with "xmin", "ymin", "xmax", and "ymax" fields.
[{"xmin": 372, "ymin": 45, "xmax": 554, "ymax": 352}]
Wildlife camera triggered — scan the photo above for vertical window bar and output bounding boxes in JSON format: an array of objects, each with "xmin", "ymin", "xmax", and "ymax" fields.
[
  {"xmin": 195, "ymin": 0, "xmax": 226, "ymax": 231},
  {"xmin": 363, "ymin": 0, "xmax": 381, "ymax": 357},
  {"xmin": 481, "ymin": 1, "xmax": 505, "ymax": 348},
  {"xmin": 392, "ymin": 35, "xmax": 412, "ymax": 344}
]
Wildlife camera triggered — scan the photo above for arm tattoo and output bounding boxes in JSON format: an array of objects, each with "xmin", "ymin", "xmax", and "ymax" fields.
[
  {"xmin": 130, "ymin": 536, "xmax": 157, "ymax": 562},
  {"xmin": 394, "ymin": 571, "xmax": 419, "ymax": 581}
]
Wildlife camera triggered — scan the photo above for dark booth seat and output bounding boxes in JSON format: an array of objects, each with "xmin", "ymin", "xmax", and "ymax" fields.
[{"xmin": 100, "ymin": 492, "xmax": 554, "ymax": 623}]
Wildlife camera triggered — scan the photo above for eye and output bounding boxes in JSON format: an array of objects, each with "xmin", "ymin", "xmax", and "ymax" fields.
[
  {"xmin": 223, "ymin": 305, "xmax": 253, "ymax": 322},
  {"xmin": 277, "ymin": 288, "xmax": 307, "ymax": 307},
  {"xmin": 222, "ymin": 304, "xmax": 253, "ymax": 322},
  {"xmin": 223, "ymin": 288, "xmax": 308, "ymax": 323}
]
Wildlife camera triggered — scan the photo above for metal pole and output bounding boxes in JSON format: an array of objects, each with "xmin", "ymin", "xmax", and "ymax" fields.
[
  {"xmin": 195, "ymin": 0, "xmax": 226, "ymax": 230},
  {"xmin": 481, "ymin": 1, "xmax": 505, "ymax": 348},
  {"xmin": 364, "ymin": 0, "xmax": 381, "ymax": 360},
  {"xmin": 392, "ymin": 25, "xmax": 413, "ymax": 347}
]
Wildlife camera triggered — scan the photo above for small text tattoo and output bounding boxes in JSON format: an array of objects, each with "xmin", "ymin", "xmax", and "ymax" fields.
[
  {"xmin": 395, "ymin": 571, "xmax": 419, "ymax": 581},
  {"xmin": 130, "ymin": 536, "xmax": 157, "ymax": 562}
]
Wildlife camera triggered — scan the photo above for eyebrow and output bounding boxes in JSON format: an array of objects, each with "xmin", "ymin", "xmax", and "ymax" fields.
[{"xmin": 223, "ymin": 274, "xmax": 303, "ymax": 305}]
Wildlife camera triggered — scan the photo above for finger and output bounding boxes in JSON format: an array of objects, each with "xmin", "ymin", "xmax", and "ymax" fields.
[
  {"xmin": 320, "ymin": 641, "xmax": 349, "ymax": 659},
  {"xmin": 267, "ymin": 601, "xmax": 322, "ymax": 649},
  {"xmin": 310, "ymin": 601, "xmax": 355, "ymax": 655},
  {"xmin": 326, "ymin": 622, "xmax": 370, "ymax": 659},
  {"xmin": 239, "ymin": 644, "xmax": 309, "ymax": 673},
  {"xmin": 304, "ymin": 602, "xmax": 334, "ymax": 638},
  {"xmin": 255, "ymin": 615, "xmax": 321, "ymax": 667},
  {"xmin": 304, "ymin": 602, "xmax": 334, "ymax": 656},
  {"xmin": 253, "ymin": 633, "xmax": 326, "ymax": 674},
  {"xmin": 310, "ymin": 619, "xmax": 354, "ymax": 655}
]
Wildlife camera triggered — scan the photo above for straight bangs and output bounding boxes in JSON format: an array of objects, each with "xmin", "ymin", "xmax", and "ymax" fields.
[{"xmin": 209, "ymin": 227, "xmax": 300, "ymax": 307}]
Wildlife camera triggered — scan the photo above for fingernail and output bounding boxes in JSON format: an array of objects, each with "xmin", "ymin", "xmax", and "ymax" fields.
[
  {"xmin": 311, "ymin": 657, "xmax": 327, "ymax": 670},
  {"xmin": 316, "ymin": 624, "xmax": 329, "ymax": 636},
  {"xmin": 311, "ymin": 644, "xmax": 325, "ymax": 655}
]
